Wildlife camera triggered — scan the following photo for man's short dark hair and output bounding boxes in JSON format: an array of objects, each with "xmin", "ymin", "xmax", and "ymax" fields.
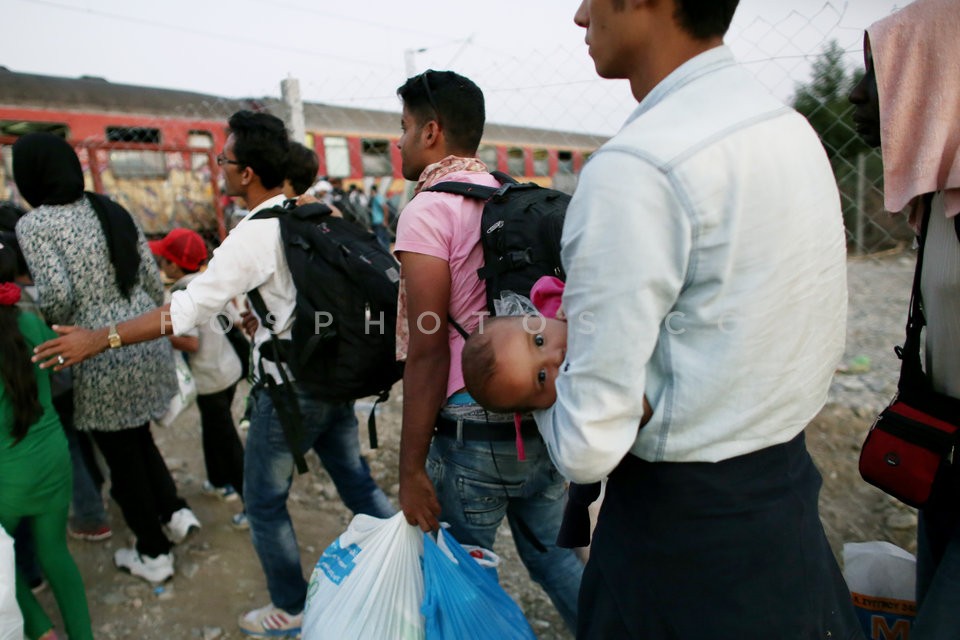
[
  {"xmin": 673, "ymin": 0, "xmax": 739, "ymax": 39},
  {"xmin": 286, "ymin": 142, "xmax": 319, "ymax": 196},
  {"xmin": 397, "ymin": 70, "xmax": 485, "ymax": 154},
  {"xmin": 228, "ymin": 111, "xmax": 290, "ymax": 190},
  {"xmin": 611, "ymin": 0, "xmax": 737, "ymax": 38}
]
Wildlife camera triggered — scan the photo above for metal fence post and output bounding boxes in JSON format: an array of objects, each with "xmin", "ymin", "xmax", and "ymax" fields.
[{"xmin": 855, "ymin": 152, "xmax": 866, "ymax": 256}]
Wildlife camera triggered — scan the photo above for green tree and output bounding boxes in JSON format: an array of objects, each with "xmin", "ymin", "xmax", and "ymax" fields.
[
  {"xmin": 792, "ymin": 40, "xmax": 869, "ymax": 162},
  {"xmin": 792, "ymin": 40, "xmax": 897, "ymax": 252}
]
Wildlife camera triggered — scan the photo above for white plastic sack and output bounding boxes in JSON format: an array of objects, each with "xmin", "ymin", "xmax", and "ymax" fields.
[
  {"xmin": 843, "ymin": 541, "xmax": 916, "ymax": 639},
  {"xmin": 493, "ymin": 290, "xmax": 538, "ymax": 317},
  {"xmin": 303, "ymin": 512, "xmax": 425, "ymax": 640},
  {"xmin": 158, "ymin": 354, "xmax": 197, "ymax": 428},
  {"xmin": 0, "ymin": 524, "xmax": 23, "ymax": 640}
]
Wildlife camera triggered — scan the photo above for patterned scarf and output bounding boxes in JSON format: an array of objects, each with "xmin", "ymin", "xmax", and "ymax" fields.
[{"xmin": 414, "ymin": 155, "xmax": 488, "ymax": 195}]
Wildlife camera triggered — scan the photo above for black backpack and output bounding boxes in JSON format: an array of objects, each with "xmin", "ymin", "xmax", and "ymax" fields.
[
  {"xmin": 425, "ymin": 171, "xmax": 568, "ymax": 330},
  {"xmin": 332, "ymin": 189, "xmax": 372, "ymax": 231},
  {"xmin": 247, "ymin": 202, "xmax": 403, "ymax": 469}
]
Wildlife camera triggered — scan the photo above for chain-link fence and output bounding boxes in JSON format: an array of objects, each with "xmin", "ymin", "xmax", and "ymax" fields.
[
  {"xmin": 0, "ymin": 2, "xmax": 915, "ymax": 406},
  {"xmin": 0, "ymin": 2, "xmax": 909, "ymax": 253}
]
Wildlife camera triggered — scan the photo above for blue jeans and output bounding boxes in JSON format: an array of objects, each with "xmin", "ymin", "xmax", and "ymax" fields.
[
  {"xmin": 913, "ymin": 481, "xmax": 960, "ymax": 639},
  {"xmin": 427, "ymin": 434, "xmax": 583, "ymax": 632},
  {"xmin": 66, "ymin": 427, "xmax": 107, "ymax": 530},
  {"xmin": 53, "ymin": 390, "xmax": 107, "ymax": 530},
  {"xmin": 374, "ymin": 225, "xmax": 392, "ymax": 251},
  {"xmin": 244, "ymin": 385, "xmax": 395, "ymax": 614}
]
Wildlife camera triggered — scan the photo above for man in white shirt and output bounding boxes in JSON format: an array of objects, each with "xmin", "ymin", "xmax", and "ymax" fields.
[
  {"xmin": 34, "ymin": 111, "xmax": 393, "ymax": 639},
  {"xmin": 533, "ymin": 1, "xmax": 862, "ymax": 637}
]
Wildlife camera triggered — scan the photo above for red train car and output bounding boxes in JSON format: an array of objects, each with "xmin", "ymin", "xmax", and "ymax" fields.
[{"xmin": 0, "ymin": 67, "xmax": 605, "ymax": 239}]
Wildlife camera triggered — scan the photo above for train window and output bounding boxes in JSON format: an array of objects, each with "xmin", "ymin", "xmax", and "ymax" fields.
[
  {"xmin": 507, "ymin": 147, "xmax": 525, "ymax": 176},
  {"xmin": 106, "ymin": 127, "xmax": 165, "ymax": 178},
  {"xmin": 188, "ymin": 132, "xmax": 212, "ymax": 149},
  {"xmin": 533, "ymin": 149, "xmax": 549, "ymax": 177},
  {"xmin": 324, "ymin": 136, "xmax": 350, "ymax": 178},
  {"xmin": 106, "ymin": 127, "xmax": 160, "ymax": 143},
  {"xmin": 557, "ymin": 150, "xmax": 574, "ymax": 174},
  {"xmin": 188, "ymin": 131, "xmax": 213, "ymax": 171},
  {"xmin": 478, "ymin": 145, "xmax": 497, "ymax": 170},
  {"xmin": 108, "ymin": 150, "xmax": 167, "ymax": 179},
  {"xmin": 361, "ymin": 138, "xmax": 391, "ymax": 177},
  {"xmin": 0, "ymin": 121, "xmax": 69, "ymax": 138}
]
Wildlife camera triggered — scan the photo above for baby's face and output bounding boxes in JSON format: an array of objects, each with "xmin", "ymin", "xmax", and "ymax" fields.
[{"xmin": 485, "ymin": 316, "xmax": 567, "ymax": 411}]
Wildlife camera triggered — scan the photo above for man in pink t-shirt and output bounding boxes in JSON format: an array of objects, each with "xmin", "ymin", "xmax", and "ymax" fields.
[{"xmin": 392, "ymin": 70, "xmax": 582, "ymax": 632}]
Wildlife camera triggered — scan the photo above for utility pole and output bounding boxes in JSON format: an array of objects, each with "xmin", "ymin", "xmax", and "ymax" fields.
[
  {"xmin": 281, "ymin": 76, "xmax": 306, "ymax": 144},
  {"xmin": 404, "ymin": 48, "xmax": 426, "ymax": 78}
]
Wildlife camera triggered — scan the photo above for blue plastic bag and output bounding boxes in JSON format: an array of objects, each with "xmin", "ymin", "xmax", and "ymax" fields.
[{"xmin": 421, "ymin": 528, "xmax": 537, "ymax": 640}]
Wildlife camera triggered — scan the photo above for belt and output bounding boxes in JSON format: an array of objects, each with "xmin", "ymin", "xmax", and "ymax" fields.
[{"xmin": 435, "ymin": 415, "xmax": 540, "ymax": 441}]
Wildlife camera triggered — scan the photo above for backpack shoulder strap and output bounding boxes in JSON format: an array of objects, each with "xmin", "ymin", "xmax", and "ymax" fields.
[
  {"xmin": 250, "ymin": 202, "xmax": 333, "ymax": 222},
  {"xmin": 424, "ymin": 181, "xmax": 498, "ymax": 200},
  {"xmin": 423, "ymin": 170, "xmax": 509, "ymax": 200},
  {"xmin": 489, "ymin": 170, "xmax": 518, "ymax": 186},
  {"xmin": 248, "ymin": 205, "xmax": 284, "ymax": 221},
  {"xmin": 245, "ymin": 283, "xmax": 310, "ymax": 474}
]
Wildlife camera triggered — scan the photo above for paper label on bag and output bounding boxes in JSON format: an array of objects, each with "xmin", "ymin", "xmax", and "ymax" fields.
[
  {"xmin": 316, "ymin": 539, "xmax": 362, "ymax": 585},
  {"xmin": 851, "ymin": 593, "xmax": 915, "ymax": 640}
]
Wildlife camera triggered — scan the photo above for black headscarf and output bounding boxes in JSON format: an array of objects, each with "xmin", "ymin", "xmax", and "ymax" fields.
[{"xmin": 13, "ymin": 132, "xmax": 141, "ymax": 298}]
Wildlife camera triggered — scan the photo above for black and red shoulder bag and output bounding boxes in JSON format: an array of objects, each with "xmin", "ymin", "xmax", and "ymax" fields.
[{"xmin": 859, "ymin": 195, "xmax": 960, "ymax": 509}]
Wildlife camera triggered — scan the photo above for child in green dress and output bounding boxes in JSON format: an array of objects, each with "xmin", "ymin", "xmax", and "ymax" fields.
[{"xmin": 0, "ymin": 242, "xmax": 92, "ymax": 640}]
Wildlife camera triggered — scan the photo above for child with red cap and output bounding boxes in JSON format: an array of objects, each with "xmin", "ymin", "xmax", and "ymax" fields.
[{"xmin": 149, "ymin": 229, "xmax": 249, "ymax": 529}]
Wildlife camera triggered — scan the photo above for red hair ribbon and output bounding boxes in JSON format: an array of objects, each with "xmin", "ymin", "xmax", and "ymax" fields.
[{"xmin": 0, "ymin": 282, "xmax": 21, "ymax": 306}]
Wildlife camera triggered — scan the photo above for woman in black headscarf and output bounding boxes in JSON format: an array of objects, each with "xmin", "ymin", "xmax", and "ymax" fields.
[{"xmin": 13, "ymin": 133, "xmax": 198, "ymax": 584}]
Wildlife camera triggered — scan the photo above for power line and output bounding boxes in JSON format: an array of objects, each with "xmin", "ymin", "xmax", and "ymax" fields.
[
  {"xmin": 15, "ymin": 0, "xmax": 398, "ymax": 72},
  {"xmin": 236, "ymin": 0, "xmax": 440, "ymax": 40}
]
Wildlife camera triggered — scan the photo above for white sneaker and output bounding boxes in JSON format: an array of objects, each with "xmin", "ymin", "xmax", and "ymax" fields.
[
  {"xmin": 202, "ymin": 481, "xmax": 239, "ymax": 502},
  {"xmin": 238, "ymin": 602, "xmax": 303, "ymax": 637},
  {"xmin": 163, "ymin": 507, "xmax": 201, "ymax": 544},
  {"xmin": 114, "ymin": 547, "xmax": 174, "ymax": 583},
  {"xmin": 231, "ymin": 511, "xmax": 250, "ymax": 531}
]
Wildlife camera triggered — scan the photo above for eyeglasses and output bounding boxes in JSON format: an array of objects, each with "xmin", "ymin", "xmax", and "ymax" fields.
[
  {"xmin": 418, "ymin": 70, "xmax": 442, "ymax": 128},
  {"xmin": 216, "ymin": 152, "xmax": 242, "ymax": 167}
]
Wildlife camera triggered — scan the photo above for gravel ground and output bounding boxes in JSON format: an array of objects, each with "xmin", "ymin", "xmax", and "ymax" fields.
[
  {"xmin": 32, "ymin": 250, "xmax": 920, "ymax": 639},
  {"xmin": 830, "ymin": 250, "xmax": 916, "ymax": 416}
]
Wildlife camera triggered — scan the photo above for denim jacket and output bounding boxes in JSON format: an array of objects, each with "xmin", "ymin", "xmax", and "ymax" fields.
[{"xmin": 536, "ymin": 46, "xmax": 847, "ymax": 482}]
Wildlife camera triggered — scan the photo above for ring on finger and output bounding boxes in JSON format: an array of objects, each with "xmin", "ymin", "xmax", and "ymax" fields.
[{"xmin": 57, "ymin": 355, "xmax": 65, "ymax": 365}]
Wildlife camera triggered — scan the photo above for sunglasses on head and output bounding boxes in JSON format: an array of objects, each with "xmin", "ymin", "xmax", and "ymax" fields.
[{"xmin": 418, "ymin": 70, "xmax": 442, "ymax": 128}]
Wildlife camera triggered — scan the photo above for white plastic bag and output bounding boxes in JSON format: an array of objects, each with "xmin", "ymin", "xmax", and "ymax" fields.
[
  {"xmin": 158, "ymin": 354, "xmax": 197, "ymax": 428},
  {"xmin": 843, "ymin": 541, "xmax": 916, "ymax": 639},
  {"xmin": 0, "ymin": 524, "xmax": 23, "ymax": 640},
  {"xmin": 303, "ymin": 512, "xmax": 425, "ymax": 640},
  {"xmin": 493, "ymin": 290, "xmax": 538, "ymax": 317}
]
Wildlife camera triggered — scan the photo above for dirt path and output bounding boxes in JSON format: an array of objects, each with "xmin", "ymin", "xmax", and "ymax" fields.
[{"xmin": 33, "ymin": 337, "xmax": 918, "ymax": 639}]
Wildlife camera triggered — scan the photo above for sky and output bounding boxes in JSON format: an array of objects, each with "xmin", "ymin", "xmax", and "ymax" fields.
[{"xmin": 2, "ymin": 0, "xmax": 904, "ymax": 136}]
